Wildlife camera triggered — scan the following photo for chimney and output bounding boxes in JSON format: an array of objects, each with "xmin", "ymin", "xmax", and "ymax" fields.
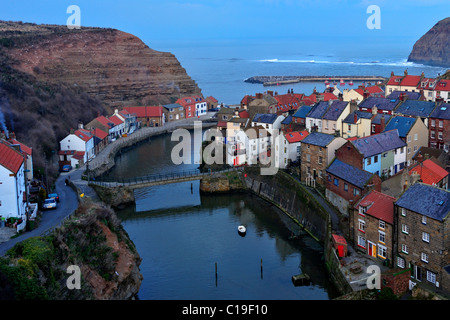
[
  {"xmin": 372, "ymin": 106, "xmax": 378, "ymax": 115},
  {"xmin": 267, "ymin": 90, "xmax": 273, "ymax": 97},
  {"xmin": 354, "ymin": 113, "xmax": 358, "ymax": 124},
  {"xmin": 404, "ymin": 69, "xmax": 408, "ymax": 76},
  {"xmin": 256, "ymin": 93, "xmax": 263, "ymax": 99},
  {"xmin": 9, "ymin": 132, "xmax": 16, "ymax": 140},
  {"xmin": 420, "ymin": 72, "xmax": 425, "ymax": 79},
  {"xmin": 78, "ymin": 123, "xmax": 84, "ymax": 129},
  {"xmin": 380, "ymin": 114, "xmax": 386, "ymax": 132},
  {"xmin": 391, "ymin": 71, "xmax": 395, "ymax": 77},
  {"xmin": 114, "ymin": 108, "xmax": 119, "ymax": 115}
]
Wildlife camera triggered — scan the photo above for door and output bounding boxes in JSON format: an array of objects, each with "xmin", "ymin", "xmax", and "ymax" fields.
[
  {"xmin": 368, "ymin": 242, "xmax": 376, "ymax": 258},
  {"xmin": 415, "ymin": 266, "xmax": 422, "ymax": 282}
]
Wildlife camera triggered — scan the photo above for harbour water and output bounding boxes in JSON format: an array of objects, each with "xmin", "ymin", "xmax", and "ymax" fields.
[{"xmin": 109, "ymin": 133, "xmax": 340, "ymax": 300}]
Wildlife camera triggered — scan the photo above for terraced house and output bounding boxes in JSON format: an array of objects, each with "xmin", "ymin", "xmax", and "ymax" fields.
[
  {"xmin": 395, "ymin": 183, "xmax": 450, "ymax": 296},
  {"xmin": 428, "ymin": 103, "xmax": 450, "ymax": 152},
  {"xmin": 335, "ymin": 129, "xmax": 407, "ymax": 178}
]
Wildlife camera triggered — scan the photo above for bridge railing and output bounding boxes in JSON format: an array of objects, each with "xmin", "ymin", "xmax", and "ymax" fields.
[{"xmin": 90, "ymin": 167, "xmax": 239, "ymax": 187}]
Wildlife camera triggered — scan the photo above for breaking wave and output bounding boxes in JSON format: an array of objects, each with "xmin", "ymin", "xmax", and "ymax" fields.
[{"xmin": 259, "ymin": 58, "xmax": 442, "ymax": 68}]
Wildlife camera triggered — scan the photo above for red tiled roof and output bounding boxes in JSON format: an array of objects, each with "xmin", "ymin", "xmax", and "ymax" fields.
[
  {"xmin": 416, "ymin": 78, "xmax": 437, "ymax": 90},
  {"xmin": 321, "ymin": 92, "xmax": 339, "ymax": 101},
  {"xmin": 400, "ymin": 75, "xmax": 421, "ymax": 87},
  {"xmin": 176, "ymin": 96, "xmax": 204, "ymax": 107},
  {"xmin": 238, "ymin": 110, "xmax": 250, "ymax": 118},
  {"xmin": 108, "ymin": 115, "xmax": 124, "ymax": 126},
  {"xmin": 8, "ymin": 139, "xmax": 32, "ymax": 156},
  {"xmin": 332, "ymin": 234, "xmax": 347, "ymax": 245},
  {"xmin": 0, "ymin": 140, "xmax": 25, "ymax": 174},
  {"xmin": 95, "ymin": 116, "xmax": 113, "ymax": 128},
  {"xmin": 436, "ymin": 79, "xmax": 450, "ymax": 92},
  {"xmin": 409, "ymin": 159, "xmax": 449, "ymax": 185},
  {"xmin": 217, "ymin": 121, "xmax": 228, "ymax": 128},
  {"xmin": 72, "ymin": 151, "xmax": 85, "ymax": 160},
  {"xmin": 386, "ymin": 75, "xmax": 403, "ymax": 86},
  {"xmin": 123, "ymin": 106, "xmax": 163, "ymax": 118},
  {"xmin": 357, "ymin": 190, "xmax": 395, "ymax": 224},
  {"xmin": 285, "ymin": 130, "xmax": 309, "ymax": 143},
  {"xmin": 93, "ymin": 128, "xmax": 108, "ymax": 140},
  {"xmin": 206, "ymin": 96, "xmax": 218, "ymax": 103},
  {"xmin": 74, "ymin": 129, "xmax": 93, "ymax": 142}
]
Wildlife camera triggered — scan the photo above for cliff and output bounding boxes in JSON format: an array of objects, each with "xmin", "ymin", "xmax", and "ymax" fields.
[
  {"xmin": 408, "ymin": 17, "xmax": 450, "ymax": 67},
  {"xmin": 0, "ymin": 20, "xmax": 202, "ymax": 175},
  {"xmin": 0, "ymin": 202, "xmax": 143, "ymax": 300}
]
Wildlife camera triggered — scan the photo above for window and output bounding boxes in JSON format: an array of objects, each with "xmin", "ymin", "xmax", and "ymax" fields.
[
  {"xmin": 358, "ymin": 219, "xmax": 366, "ymax": 233},
  {"xmin": 367, "ymin": 157, "xmax": 371, "ymax": 165},
  {"xmin": 401, "ymin": 244, "xmax": 408, "ymax": 254},
  {"xmin": 414, "ymin": 145, "xmax": 418, "ymax": 152},
  {"xmin": 353, "ymin": 188, "xmax": 360, "ymax": 196},
  {"xmin": 359, "ymin": 206, "xmax": 366, "ymax": 216},
  {"xmin": 374, "ymin": 155, "xmax": 378, "ymax": 163},
  {"xmin": 431, "ymin": 119, "xmax": 436, "ymax": 127},
  {"xmin": 328, "ymin": 175, "xmax": 332, "ymax": 182},
  {"xmin": 358, "ymin": 236, "xmax": 366, "ymax": 248},
  {"xmin": 422, "ymin": 232, "xmax": 430, "ymax": 243},
  {"xmin": 414, "ymin": 133, "xmax": 418, "ymax": 141},
  {"xmin": 401, "ymin": 208, "xmax": 406, "ymax": 216},
  {"xmin": 402, "ymin": 224, "xmax": 409, "ymax": 234},
  {"xmin": 397, "ymin": 257, "xmax": 405, "ymax": 268},
  {"xmin": 306, "ymin": 154, "xmax": 311, "ymax": 162},
  {"xmin": 421, "ymin": 253, "xmax": 429, "ymax": 263},
  {"xmin": 378, "ymin": 245, "xmax": 387, "ymax": 259},
  {"xmin": 379, "ymin": 231, "xmax": 386, "ymax": 244},
  {"xmin": 344, "ymin": 183, "xmax": 348, "ymax": 191},
  {"xmin": 334, "ymin": 178, "xmax": 339, "ymax": 186},
  {"xmin": 422, "ymin": 216, "xmax": 427, "ymax": 225},
  {"xmin": 431, "ymin": 131, "xmax": 435, "ymax": 139},
  {"xmin": 379, "ymin": 220, "xmax": 385, "ymax": 230},
  {"xmin": 318, "ymin": 156, "xmax": 323, "ymax": 164},
  {"xmin": 407, "ymin": 135, "xmax": 411, "ymax": 142},
  {"xmin": 426, "ymin": 271, "xmax": 436, "ymax": 284},
  {"xmin": 438, "ymin": 132, "xmax": 443, "ymax": 140},
  {"xmin": 407, "ymin": 147, "xmax": 411, "ymax": 154},
  {"xmin": 439, "ymin": 120, "xmax": 443, "ymax": 128}
]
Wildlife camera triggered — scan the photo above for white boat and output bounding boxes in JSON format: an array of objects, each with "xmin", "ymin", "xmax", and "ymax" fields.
[{"xmin": 238, "ymin": 225, "xmax": 246, "ymax": 234}]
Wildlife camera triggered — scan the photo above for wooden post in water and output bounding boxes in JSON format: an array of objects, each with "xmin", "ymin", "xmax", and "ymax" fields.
[
  {"xmin": 215, "ymin": 262, "xmax": 218, "ymax": 287},
  {"xmin": 261, "ymin": 259, "xmax": 263, "ymax": 280}
]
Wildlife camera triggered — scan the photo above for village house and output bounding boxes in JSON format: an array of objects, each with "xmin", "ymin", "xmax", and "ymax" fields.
[
  {"xmin": 251, "ymin": 113, "xmax": 285, "ymax": 135},
  {"xmin": 305, "ymin": 100, "xmax": 351, "ymax": 136},
  {"xmin": 163, "ymin": 103, "xmax": 185, "ymax": 122},
  {"xmin": 292, "ymin": 105, "xmax": 312, "ymax": 129},
  {"xmin": 244, "ymin": 125, "xmax": 271, "ymax": 166},
  {"xmin": 176, "ymin": 95, "xmax": 207, "ymax": 118},
  {"xmin": 358, "ymin": 97, "xmax": 402, "ymax": 115},
  {"xmin": 370, "ymin": 113, "xmax": 390, "ymax": 134},
  {"xmin": 387, "ymin": 91, "xmax": 424, "ymax": 101},
  {"xmin": 273, "ymin": 91, "xmax": 304, "ymax": 115},
  {"xmin": 342, "ymin": 85, "xmax": 384, "ymax": 103},
  {"xmin": 412, "ymin": 146, "xmax": 449, "ymax": 172},
  {"xmin": 408, "ymin": 158, "xmax": 449, "ymax": 190},
  {"xmin": 205, "ymin": 96, "xmax": 219, "ymax": 110},
  {"xmin": 393, "ymin": 99, "xmax": 438, "ymax": 127},
  {"xmin": 326, "ymin": 158, "xmax": 382, "ymax": 216},
  {"xmin": 351, "ymin": 190, "xmax": 396, "ymax": 267},
  {"xmin": 300, "ymin": 132, "xmax": 346, "ymax": 187},
  {"xmin": 114, "ymin": 109, "xmax": 138, "ymax": 133},
  {"xmin": 6, "ymin": 135, "xmax": 33, "ymax": 182},
  {"xmin": 341, "ymin": 110, "xmax": 373, "ymax": 139},
  {"xmin": 58, "ymin": 149, "xmax": 85, "ymax": 169},
  {"xmin": 246, "ymin": 93, "xmax": 278, "ymax": 121},
  {"xmin": 383, "ymin": 116, "xmax": 429, "ymax": 167},
  {"xmin": 277, "ymin": 130, "xmax": 309, "ymax": 169},
  {"xmin": 385, "ymin": 70, "xmax": 423, "ymax": 96},
  {"xmin": 395, "ymin": 183, "xmax": 450, "ymax": 296},
  {"xmin": 280, "ymin": 115, "xmax": 294, "ymax": 133},
  {"xmin": 0, "ymin": 140, "xmax": 27, "ymax": 220},
  {"xmin": 59, "ymin": 126, "xmax": 95, "ymax": 163},
  {"xmin": 335, "ymin": 129, "xmax": 407, "ymax": 178},
  {"xmin": 107, "ymin": 114, "xmax": 126, "ymax": 139},
  {"xmin": 434, "ymin": 79, "xmax": 450, "ymax": 103},
  {"xmin": 91, "ymin": 127, "xmax": 109, "ymax": 155},
  {"xmin": 428, "ymin": 103, "xmax": 450, "ymax": 152},
  {"xmin": 85, "ymin": 115, "xmax": 113, "ymax": 141},
  {"xmin": 123, "ymin": 106, "xmax": 165, "ymax": 127}
]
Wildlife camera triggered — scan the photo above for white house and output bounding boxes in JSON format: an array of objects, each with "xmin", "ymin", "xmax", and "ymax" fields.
[
  {"xmin": 277, "ymin": 131, "xmax": 310, "ymax": 169},
  {"xmin": 107, "ymin": 114, "xmax": 126, "ymax": 138},
  {"xmin": 0, "ymin": 140, "xmax": 27, "ymax": 220},
  {"xmin": 59, "ymin": 126, "xmax": 95, "ymax": 163},
  {"xmin": 245, "ymin": 126, "xmax": 271, "ymax": 165},
  {"xmin": 251, "ymin": 113, "xmax": 285, "ymax": 135}
]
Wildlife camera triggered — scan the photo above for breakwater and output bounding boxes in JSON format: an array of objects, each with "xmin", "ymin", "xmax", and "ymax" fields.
[{"xmin": 245, "ymin": 75, "xmax": 386, "ymax": 86}]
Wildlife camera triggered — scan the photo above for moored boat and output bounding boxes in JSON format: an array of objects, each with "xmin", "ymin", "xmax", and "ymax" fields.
[{"xmin": 238, "ymin": 225, "xmax": 246, "ymax": 235}]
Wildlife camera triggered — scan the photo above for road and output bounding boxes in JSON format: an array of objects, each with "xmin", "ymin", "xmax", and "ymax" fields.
[{"xmin": 0, "ymin": 170, "xmax": 79, "ymax": 256}]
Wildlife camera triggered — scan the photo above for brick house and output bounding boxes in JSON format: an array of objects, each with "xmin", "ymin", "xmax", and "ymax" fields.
[
  {"xmin": 292, "ymin": 105, "xmax": 312, "ymax": 128},
  {"xmin": 408, "ymin": 158, "xmax": 449, "ymax": 190},
  {"xmin": 352, "ymin": 190, "xmax": 396, "ymax": 267},
  {"xmin": 163, "ymin": 103, "xmax": 185, "ymax": 122},
  {"xmin": 300, "ymin": 132, "xmax": 346, "ymax": 186},
  {"xmin": 335, "ymin": 130, "xmax": 406, "ymax": 178},
  {"xmin": 393, "ymin": 99, "xmax": 437, "ymax": 127},
  {"xmin": 428, "ymin": 103, "xmax": 449, "ymax": 152},
  {"xmin": 325, "ymin": 159, "xmax": 381, "ymax": 216},
  {"xmin": 395, "ymin": 183, "xmax": 450, "ymax": 296},
  {"xmin": 122, "ymin": 106, "xmax": 165, "ymax": 127},
  {"xmin": 358, "ymin": 97, "xmax": 402, "ymax": 115},
  {"xmin": 205, "ymin": 96, "xmax": 219, "ymax": 110}
]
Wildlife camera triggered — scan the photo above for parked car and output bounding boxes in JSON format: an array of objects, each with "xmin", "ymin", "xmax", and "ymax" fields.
[
  {"xmin": 42, "ymin": 198, "xmax": 57, "ymax": 210},
  {"xmin": 48, "ymin": 193, "xmax": 59, "ymax": 202},
  {"xmin": 61, "ymin": 165, "xmax": 72, "ymax": 172}
]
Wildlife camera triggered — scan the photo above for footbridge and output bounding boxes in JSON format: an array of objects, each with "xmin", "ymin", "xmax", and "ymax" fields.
[{"xmin": 89, "ymin": 167, "xmax": 239, "ymax": 190}]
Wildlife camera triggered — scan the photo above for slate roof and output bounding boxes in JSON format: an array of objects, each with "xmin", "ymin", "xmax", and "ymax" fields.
[
  {"xmin": 371, "ymin": 113, "xmax": 392, "ymax": 125},
  {"xmin": 394, "ymin": 100, "xmax": 436, "ymax": 118},
  {"xmin": 429, "ymin": 103, "xmax": 450, "ymax": 120},
  {"xmin": 395, "ymin": 183, "xmax": 450, "ymax": 221},
  {"xmin": 387, "ymin": 91, "xmax": 422, "ymax": 100},
  {"xmin": 326, "ymin": 159, "xmax": 373, "ymax": 189},
  {"xmin": 343, "ymin": 111, "xmax": 372, "ymax": 124},
  {"xmin": 163, "ymin": 103, "xmax": 183, "ymax": 110},
  {"xmin": 383, "ymin": 116, "xmax": 416, "ymax": 138},
  {"xmin": 292, "ymin": 106, "xmax": 312, "ymax": 119},
  {"xmin": 322, "ymin": 100, "xmax": 349, "ymax": 121},
  {"xmin": 281, "ymin": 115, "xmax": 293, "ymax": 125},
  {"xmin": 358, "ymin": 97, "xmax": 401, "ymax": 112},
  {"xmin": 301, "ymin": 132, "xmax": 336, "ymax": 147},
  {"xmin": 351, "ymin": 129, "xmax": 406, "ymax": 158},
  {"xmin": 306, "ymin": 101, "xmax": 329, "ymax": 119},
  {"xmin": 356, "ymin": 190, "xmax": 396, "ymax": 224},
  {"xmin": 252, "ymin": 113, "xmax": 279, "ymax": 124}
]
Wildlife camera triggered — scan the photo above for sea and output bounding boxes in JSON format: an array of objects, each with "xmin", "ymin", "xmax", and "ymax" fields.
[{"xmin": 149, "ymin": 38, "xmax": 448, "ymax": 105}]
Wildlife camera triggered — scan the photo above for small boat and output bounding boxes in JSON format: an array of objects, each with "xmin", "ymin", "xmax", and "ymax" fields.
[
  {"xmin": 292, "ymin": 273, "xmax": 311, "ymax": 286},
  {"xmin": 349, "ymin": 80, "xmax": 353, "ymax": 86},
  {"xmin": 340, "ymin": 79, "xmax": 345, "ymax": 86},
  {"xmin": 238, "ymin": 225, "xmax": 246, "ymax": 235}
]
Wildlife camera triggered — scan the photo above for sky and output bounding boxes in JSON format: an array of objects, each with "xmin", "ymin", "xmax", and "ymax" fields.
[{"xmin": 1, "ymin": 0, "xmax": 448, "ymax": 47}]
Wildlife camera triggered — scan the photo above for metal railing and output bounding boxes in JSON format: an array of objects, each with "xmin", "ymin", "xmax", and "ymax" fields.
[{"xmin": 90, "ymin": 167, "xmax": 239, "ymax": 187}]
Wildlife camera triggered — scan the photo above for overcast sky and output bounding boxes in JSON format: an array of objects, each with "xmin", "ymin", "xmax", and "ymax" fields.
[{"xmin": 2, "ymin": 0, "xmax": 448, "ymax": 45}]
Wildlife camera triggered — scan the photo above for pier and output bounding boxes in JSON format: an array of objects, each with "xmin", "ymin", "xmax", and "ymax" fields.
[{"xmin": 244, "ymin": 75, "xmax": 386, "ymax": 86}]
